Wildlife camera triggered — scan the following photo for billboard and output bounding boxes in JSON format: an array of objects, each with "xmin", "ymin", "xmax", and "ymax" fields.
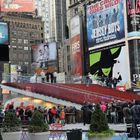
[
  {"xmin": 126, "ymin": 0, "xmax": 140, "ymax": 37},
  {"xmin": 10, "ymin": 64, "xmax": 18, "ymax": 82},
  {"xmin": 70, "ymin": 15, "xmax": 83, "ymax": 77},
  {"xmin": 86, "ymin": 0, "xmax": 125, "ymax": 47},
  {"xmin": 89, "ymin": 45, "xmax": 129, "ymax": 85},
  {"xmin": 0, "ymin": 0, "xmax": 35, "ymax": 12},
  {"xmin": 31, "ymin": 42, "xmax": 58, "ymax": 72},
  {"xmin": 0, "ymin": 22, "xmax": 9, "ymax": 45},
  {"xmin": 128, "ymin": 40, "xmax": 140, "ymax": 82}
]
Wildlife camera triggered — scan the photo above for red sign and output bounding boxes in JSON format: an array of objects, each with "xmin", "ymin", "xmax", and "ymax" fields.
[
  {"xmin": 0, "ymin": 0, "xmax": 35, "ymax": 12},
  {"xmin": 116, "ymin": 86, "xmax": 126, "ymax": 92},
  {"xmin": 71, "ymin": 34, "xmax": 83, "ymax": 76}
]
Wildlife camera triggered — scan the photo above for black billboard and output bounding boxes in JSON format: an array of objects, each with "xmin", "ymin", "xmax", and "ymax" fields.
[
  {"xmin": 126, "ymin": 0, "xmax": 140, "ymax": 37},
  {"xmin": 128, "ymin": 40, "xmax": 140, "ymax": 82},
  {"xmin": 0, "ymin": 45, "xmax": 9, "ymax": 61}
]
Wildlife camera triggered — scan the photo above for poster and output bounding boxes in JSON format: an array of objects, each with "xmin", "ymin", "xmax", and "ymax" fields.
[
  {"xmin": 128, "ymin": 40, "xmax": 140, "ymax": 82},
  {"xmin": 89, "ymin": 45, "xmax": 129, "ymax": 85},
  {"xmin": 0, "ymin": 22, "xmax": 9, "ymax": 45},
  {"xmin": 70, "ymin": 15, "xmax": 83, "ymax": 77},
  {"xmin": 86, "ymin": 0, "xmax": 125, "ymax": 47},
  {"xmin": 0, "ymin": 0, "xmax": 35, "ymax": 12},
  {"xmin": 126, "ymin": 0, "xmax": 140, "ymax": 37},
  {"xmin": 31, "ymin": 42, "xmax": 57, "ymax": 72}
]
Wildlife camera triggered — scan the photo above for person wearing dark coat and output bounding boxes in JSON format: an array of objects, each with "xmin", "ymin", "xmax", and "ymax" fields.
[{"xmin": 131, "ymin": 100, "xmax": 140, "ymax": 139}]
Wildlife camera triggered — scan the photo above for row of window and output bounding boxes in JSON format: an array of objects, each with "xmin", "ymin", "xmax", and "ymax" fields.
[
  {"xmin": 10, "ymin": 53, "xmax": 30, "ymax": 61},
  {"xmin": 11, "ymin": 31, "xmax": 40, "ymax": 39},
  {"xmin": 11, "ymin": 46, "xmax": 29, "ymax": 50},
  {"xmin": 11, "ymin": 38, "xmax": 29, "ymax": 45},
  {"xmin": 10, "ymin": 21, "xmax": 42, "ymax": 30}
]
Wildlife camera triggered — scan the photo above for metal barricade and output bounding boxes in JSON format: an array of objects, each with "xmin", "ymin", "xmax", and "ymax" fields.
[
  {"xmin": 49, "ymin": 123, "xmax": 66, "ymax": 140},
  {"xmin": 20, "ymin": 128, "xmax": 30, "ymax": 140}
]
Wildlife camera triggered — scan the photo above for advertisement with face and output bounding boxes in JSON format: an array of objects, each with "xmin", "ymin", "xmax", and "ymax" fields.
[
  {"xmin": 89, "ymin": 45, "xmax": 129, "ymax": 85},
  {"xmin": 32, "ymin": 42, "xmax": 57, "ymax": 72},
  {"xmin": 0, "ymin": 22, "xmax": 9, "ymax": 45},
  {"xmin": 70, "ymin": 15, "xmax": 83, "ymax": 77},
  {"xmin": 127, "ymin": 0, "xmax": 140, "ymax": 37},
  {"xmin": 0, "ymin": 0, "xmax": 35, "ymax": 12},
  {"xmin": 86, "ymin": 0, "xmax": 125, "ymax": 48}
]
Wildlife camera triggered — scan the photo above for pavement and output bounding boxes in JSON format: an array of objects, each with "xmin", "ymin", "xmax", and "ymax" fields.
[
  {"xmin": 20, "ymin": 123, "xmax": 136, "ymax": 140},
  {"xmin": 49, "ymin": 123, "xmax": 137, "ymax": 140},
  {"xmin": 55, "ymin": 123, "xmax": 127, "ymax": 132}
]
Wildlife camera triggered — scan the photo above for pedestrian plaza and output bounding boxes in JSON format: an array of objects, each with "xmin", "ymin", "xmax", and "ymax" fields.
[{"xmin": 17, "ymin": 123, "xmax": 138, "ymax": 140}]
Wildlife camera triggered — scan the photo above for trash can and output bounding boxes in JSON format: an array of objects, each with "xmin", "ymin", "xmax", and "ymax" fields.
[{"xmin": 67, "ymin": 129, "xmax": 82, "ymax": 140}]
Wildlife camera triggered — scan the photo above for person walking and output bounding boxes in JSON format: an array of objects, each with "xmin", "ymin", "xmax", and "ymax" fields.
[{"xmin": 40, "ymin": 69, "xmax": 46, "ymax": 83}]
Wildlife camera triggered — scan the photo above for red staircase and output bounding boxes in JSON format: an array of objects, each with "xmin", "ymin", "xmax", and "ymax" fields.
[{"xmin": 3, "ymin": 83, "xmax": 140, "ymax": 105}]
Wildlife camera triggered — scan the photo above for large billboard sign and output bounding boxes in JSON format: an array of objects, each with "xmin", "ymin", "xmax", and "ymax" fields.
[
  {"xmin": 128, "ymin": 40, "xmax": 140, "ymax": 82},
  {"xmin": 86, "ymin": 0, "xmax": 125, "ymax": 48},
  {"xmin": 0, "ymin": 0, "xmax": 35, "ymax": 12},
  {"xmin": 126, "ymin": 0, "xmax": 140, "ymax": 37},
  {"xmin": 70, "ymin": 15, "xmax": 83, "ymax": 77},
  {"xmin": 0, "ymin": 22, "xmax": 9, "ymax": 45},
  {"xmin": 89, "ymin": 45, "xmax": 129, "ymax": 85},
  {"xmin": 31, "ymin": 42, "xmax": 58, "ymax": 72}
]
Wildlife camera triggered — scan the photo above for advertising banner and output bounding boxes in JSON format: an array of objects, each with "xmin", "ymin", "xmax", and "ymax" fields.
[
  {"xmin": 0, "ymin": 22, "xmax": 9, "ymax": 45},
  {"xmin": 70, "ymin": 15, "xmax": 83, "ymax": 77},
  {"xmin": 10, "ymin": 64, "xmax": 18, "ymax": 82},
  {"xmin": 86, "ymin": 0, "xmax": 125, "ymax": 48},
  {"xmin": 0, "ymin": 0, "xmax": 35, "ymax": 12},
  {"xmin": 89, "ymin": 45, "xmax": 129, "ymax": 85},
  {"xmin": 31, "ymin": 42, "xmax": 57, "ymax": 73},
  {"xmin": 128, "ymin": 40, "xmax": 140, "ymax": 82},
  {"xmin": 126, "ymin": 0, "xmax": 140, "ymax": 37}
]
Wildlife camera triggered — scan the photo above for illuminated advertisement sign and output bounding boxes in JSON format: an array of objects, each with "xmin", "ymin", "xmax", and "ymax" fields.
[
  {"xmin": 89, "ymin": 45, "xmax": 129, "ymax": 85},
  {"xmin": 127, "ymin": 0, "xmax": 140, "ymax": 37},
  {"xmin": 31, "ymin": 42, "xmax": 57, "ymax": 72},
  {"xmin": 0, "ymin": 22, "xmax": 9, "ymax": 45},
  {"xmin": 86, "ymin": 0, "xmax": 125, "ymax": 47},
  {"xmin": 70, "ymin": 15, "xmax": 83, "ymax": 77},
  {"xmin": 0, "ymin": 0, "xmax": 35, "ymax": 12}
]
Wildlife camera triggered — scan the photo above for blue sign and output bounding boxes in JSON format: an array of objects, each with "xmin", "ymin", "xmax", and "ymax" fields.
[
  {"xmin": 86, "ymin": 0, "xmax": 125, "ymax": 48},
  {"xmin": 0, "ymin": 22, "xmax": 9, "ymax": 45}
]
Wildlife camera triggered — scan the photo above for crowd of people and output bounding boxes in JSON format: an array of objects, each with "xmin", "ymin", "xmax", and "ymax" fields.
[
  {"xmin": 85, "ymin": 72, "xmax": 122, "ymax": 89},
  {"xmin": 1, "ymin": 99, "xmax": 140, "ymax": 138},
  {"xmin": 81, "ymin": 99, "xmax": 140, "ymax": 139}
]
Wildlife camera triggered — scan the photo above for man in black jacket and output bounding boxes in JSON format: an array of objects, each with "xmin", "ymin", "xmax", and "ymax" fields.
[{"xmin": 131, "ymin": 100, "xmax": 140, "ymax": 139}]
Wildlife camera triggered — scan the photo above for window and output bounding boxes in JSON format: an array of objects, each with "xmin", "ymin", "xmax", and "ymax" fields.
[
  {"xmin": 18, "ymin": 46, "xmax": 22, "ymax": 49},
  {"xmin": 24, "ymin": 47, "xmax": 28, "ymax": 50},
  {"xmin": 11, "ymin": 38, "xmax": 16, "ymax": 43},
  {"xmin": 24, "ymin": 54, "xmax": 29, "ymax": 59},
  {"xmin": 12, "ymin": 46, "xmax": 17, "ymax": 48},
  {"xmin": 24, "ymin": 39, "xmax": 29, "ymax": 44},
  {"xmin": 24, "ymin": 62, "xmax": 29, "ymax": 65},
  {"xmin": 18, "ymin": 39, "xmax": 22, "ymax": 44}
]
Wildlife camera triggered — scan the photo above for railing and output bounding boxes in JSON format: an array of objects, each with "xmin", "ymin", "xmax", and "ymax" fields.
[{"xmin": 2, "ymin": 73, "xmax": 126, "ymax": 85}]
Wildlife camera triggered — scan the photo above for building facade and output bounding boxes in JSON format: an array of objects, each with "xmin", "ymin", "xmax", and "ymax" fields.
[
  {"xmin": 35, "ymin": 0, "xmax": 67, "ymax": 72},
  {"xmin": 0, "ymin": 13, "xmax": 44, "ymax": 73},
  {"xmin": 67, "ymin": 0, "xmax": 140, "ymax": 88}
]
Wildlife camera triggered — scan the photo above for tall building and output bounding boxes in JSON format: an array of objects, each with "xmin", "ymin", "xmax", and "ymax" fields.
[
  {"xmin": 35, "ymin": 0, "xmax": 51, "ymax": 42},
  {"xmin": 0, "ymin": 13, "xmax": 44, "ymax": 73},
  {"xmin": 35, "ymin": 0, "xmax": 67, "ymax": 72}
]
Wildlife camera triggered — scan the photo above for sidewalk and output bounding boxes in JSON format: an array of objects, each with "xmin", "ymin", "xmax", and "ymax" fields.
[
  {"xmin": 50, "ymin": 123, "xmax": 127, "ymax": 132},
  {"xmin": 49, "ymin": 123, "xmax": 136, "ymax": 140}
]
